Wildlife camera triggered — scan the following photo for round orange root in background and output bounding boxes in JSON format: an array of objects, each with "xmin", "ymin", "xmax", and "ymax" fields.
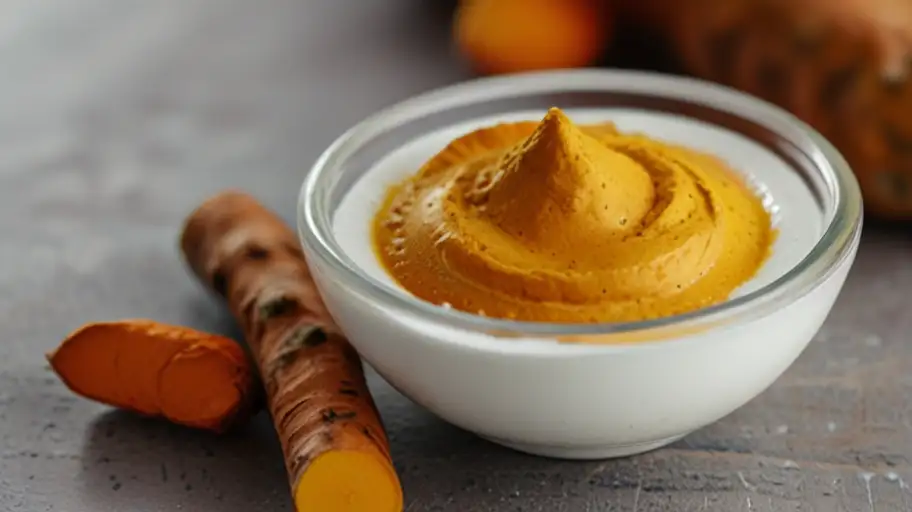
[{"xmin": 454, "ymin": 0, "xmax": 611, "ymax": 75}]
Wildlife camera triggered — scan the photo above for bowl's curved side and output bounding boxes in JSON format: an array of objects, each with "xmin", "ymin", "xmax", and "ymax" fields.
[{"xmin": 302, "ymin": 226, "xmax": 860, "ymax": 459}]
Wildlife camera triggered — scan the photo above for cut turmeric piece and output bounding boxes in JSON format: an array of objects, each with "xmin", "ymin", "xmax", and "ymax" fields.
[
  {"xmin": 47, "ymin": 320, "xmax": 256, "ymax": 432},
  {"xmin": 180, "ymin": 191, "xmax": 402, "ymax": 512}
]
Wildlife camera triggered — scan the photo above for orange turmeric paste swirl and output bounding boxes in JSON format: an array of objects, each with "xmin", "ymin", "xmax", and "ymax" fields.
[{"xmin": 373, "ymin": 108, "xmax": 774, "ymax": 323}]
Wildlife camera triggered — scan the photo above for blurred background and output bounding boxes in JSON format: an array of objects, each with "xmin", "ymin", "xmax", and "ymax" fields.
[
  {"xmin": 6, "ymin": 0, "xmax": 908, "ymax": 224},
  {"xmin": 1, "ymin": 1, "xmax": 910, "ymax": 511},
  {"xmin": 4, "ymin": 0, "xmax": 909, "ymax": 223}
]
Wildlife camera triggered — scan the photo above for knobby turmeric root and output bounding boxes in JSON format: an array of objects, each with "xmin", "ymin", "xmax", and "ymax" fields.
[
  {"xmin": 47, "ymin": 320, "xmax": 257, "ymax": 432},
  {"xmin": 454, "ymin": 0, "xmax": 611, "ymax": 75},
  {"xmin": 180, "ymin": 191, "xmax": 402, "ymax": 512},
  {"xmin": 616, "ymin": 0, "xmax": 912, "ymax": 219}
]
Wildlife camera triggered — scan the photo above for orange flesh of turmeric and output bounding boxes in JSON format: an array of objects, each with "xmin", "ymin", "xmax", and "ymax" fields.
[
  {"xmin": 47, "ymin": 320, "xmax": 254, "ymax": 432},
  {"xmin": 373, "ymin": 107, "xmax": 775, "ymax": 323},
  {"xmin": 296, "ymin": 450, "xmax": 401, "ymax": 511}
]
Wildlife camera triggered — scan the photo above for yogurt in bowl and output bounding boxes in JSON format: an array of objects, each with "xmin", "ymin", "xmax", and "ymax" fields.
[{"xmin": 298, "ymin": 70, "xmax": 863, "ymax": 459}]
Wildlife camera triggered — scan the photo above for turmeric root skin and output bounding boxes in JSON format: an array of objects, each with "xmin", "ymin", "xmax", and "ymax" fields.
[
  {"xmin": 47, "ymin": 320, "xmax": 256, "ymax": 433},
  {"xmin": 180, "ymin": 191, "xmax": 403, "ymax": 512}
]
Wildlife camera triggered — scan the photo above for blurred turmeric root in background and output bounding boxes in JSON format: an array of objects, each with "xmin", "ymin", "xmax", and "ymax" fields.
[{"xmin": 453, "ymin": 0, "xmax": 611, "ymax": 75}]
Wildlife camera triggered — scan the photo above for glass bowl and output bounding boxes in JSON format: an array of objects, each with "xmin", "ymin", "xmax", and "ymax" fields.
[{"xmin": 298, "ymin": 69, "xmax": 863, "ymax": 459}]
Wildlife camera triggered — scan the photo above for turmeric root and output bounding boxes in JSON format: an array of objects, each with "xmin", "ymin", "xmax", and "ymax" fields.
[
  {"xmin": 180, "ymin": 191, "xmax": 402, "ymax": 512},
  {"xmin": 453, "ymin": 0, "xmax": 611, "ymax": 75},
  {"xmin": 617, "ymin": 0, "xmax": 912, "ymax": 219},
  {"xmin": 47, "ymin": 320, "xmax": 256, "ymax": 432}
]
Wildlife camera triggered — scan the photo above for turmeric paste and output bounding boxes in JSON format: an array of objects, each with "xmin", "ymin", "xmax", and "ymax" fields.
[
  {"xmin": 373, "ymin": 107, "xmax": 774, "ymax": 323},
  {"xmin": 180, "ymin": 191, "xmax": 402, "ymax": 512},
  {"xmin": 47, "ymin": 320, "xmax": 256, "ymax": 432}
]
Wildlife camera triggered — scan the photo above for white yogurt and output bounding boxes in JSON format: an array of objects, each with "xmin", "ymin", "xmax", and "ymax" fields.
[{"xmin": 334, "ymin": 108, "xmax": 822, "ymax": 302}]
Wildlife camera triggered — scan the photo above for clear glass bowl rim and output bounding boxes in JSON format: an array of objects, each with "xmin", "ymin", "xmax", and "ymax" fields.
[{"xmin": 298, "ymin": 69, "xmax": 863, "ymax": 341}]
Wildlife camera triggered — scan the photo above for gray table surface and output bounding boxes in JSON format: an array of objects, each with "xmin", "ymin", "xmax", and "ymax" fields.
[{"xmin": 1, "ymin": 1, "xmax": 911, "ymax": 511}]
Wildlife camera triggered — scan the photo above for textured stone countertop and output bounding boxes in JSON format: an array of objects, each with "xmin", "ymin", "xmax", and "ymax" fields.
[{"xmin": 1, "ymin": 1, "xmax": 911, "ymax": 510}]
